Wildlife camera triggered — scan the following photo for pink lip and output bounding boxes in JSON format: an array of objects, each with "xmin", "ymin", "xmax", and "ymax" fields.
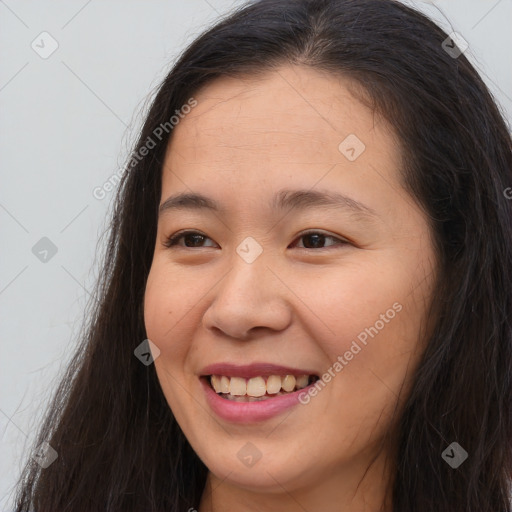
[
  {"xmin": 199, "ymin": 362, "xmax": 318, "ymax": 379},
  {"xmin": 200, "ymin": 377, "xmax": 317, "ymax": 424}
]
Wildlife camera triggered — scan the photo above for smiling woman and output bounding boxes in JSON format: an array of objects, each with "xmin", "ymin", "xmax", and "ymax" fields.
[
  {"xmin": 144, "ymin": 68, "xmax": 438, "ymax": 511},
  {"xmin": 13, "ymin": 0, "xmax": 512, "ymax": 511}
]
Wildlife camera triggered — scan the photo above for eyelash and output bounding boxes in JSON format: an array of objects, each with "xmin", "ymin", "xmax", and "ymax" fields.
[{"xmin": 163, "ymin": 230, "xmax": 349, "ymax": 250}]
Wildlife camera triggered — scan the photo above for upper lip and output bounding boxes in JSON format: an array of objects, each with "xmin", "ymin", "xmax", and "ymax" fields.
[{"xmin": 199, "ymin": 362, "xmax": 318, "ymax": 379}]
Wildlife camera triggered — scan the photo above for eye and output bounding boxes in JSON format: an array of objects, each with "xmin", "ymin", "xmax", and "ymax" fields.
[
  {"xmin": 290, "ymin": 230, "xmax": 349, "ymax": 250},
  {"xmin": 163, "ymin": 229, "xmax": 349, "ymax": 250},
  {"xmin": 163, "ymin": 230, "xmax": 218, "ymax": 249}
]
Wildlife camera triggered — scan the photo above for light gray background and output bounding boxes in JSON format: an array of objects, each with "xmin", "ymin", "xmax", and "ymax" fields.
[{"xmin": 1, "ymin": 0, "xmax": 511, "ymax": 509}]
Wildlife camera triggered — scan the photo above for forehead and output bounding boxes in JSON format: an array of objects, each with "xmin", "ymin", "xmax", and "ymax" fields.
[{"xmin": 161, "ymin": 65, "xmax": 401, "ymax": 206}]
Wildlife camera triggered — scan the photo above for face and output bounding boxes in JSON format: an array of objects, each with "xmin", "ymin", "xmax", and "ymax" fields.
[{"xmin": 144, "ymin": 65, "xmax": 437, "ymax": 506}]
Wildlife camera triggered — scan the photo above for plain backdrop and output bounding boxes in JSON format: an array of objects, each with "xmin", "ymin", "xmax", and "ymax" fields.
[{"xmin": 1, "ymin": 0, "xmax": 511, "ymax": 509}]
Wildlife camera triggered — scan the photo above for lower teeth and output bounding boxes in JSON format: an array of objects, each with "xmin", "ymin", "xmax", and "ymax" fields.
[{"xmin": 219, "ymin": 390, "xmax": 293, "ymax": 402}]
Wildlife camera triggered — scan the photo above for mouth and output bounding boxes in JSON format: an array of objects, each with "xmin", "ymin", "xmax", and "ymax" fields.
[{"xmin": 202, "ymin": 374, "xmax": 320, "ymax": 402}]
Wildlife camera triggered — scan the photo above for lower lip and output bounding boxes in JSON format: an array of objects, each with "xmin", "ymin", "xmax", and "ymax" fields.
[{"xmin": 200, "ymin": 377, "xmax": 314, "ymax": 424}]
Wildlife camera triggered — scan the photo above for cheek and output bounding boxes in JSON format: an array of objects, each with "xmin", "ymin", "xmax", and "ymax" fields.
[
  {"xmin": 143, "ymin": 261, "xmax": 214, "ymax": 390},
  {"xmin": 144, "ymin": 262, "xmax": 199, "ymax": 338},
  {"xmin": 143, "ymin": 265, "xmax": 202, "ymax": 424},
  {"xmin": 290, "ymin": 260, "xmax": 402, "ymax": 347},
  {"xmin": 295, "ymin": 256, "xmax": 431, "ymax": 398},
  {"xmin": 144, "ymin": 271, "xmax": 170, "ymax": 341},
  {"xmin": 144, "ymin": 265, "xmax": 192, "ymax": 365}
]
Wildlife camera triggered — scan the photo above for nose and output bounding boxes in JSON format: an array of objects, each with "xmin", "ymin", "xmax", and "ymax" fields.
[{"xmin": 201, "ymin": 251, "xmax": 292, "ymax": 340}]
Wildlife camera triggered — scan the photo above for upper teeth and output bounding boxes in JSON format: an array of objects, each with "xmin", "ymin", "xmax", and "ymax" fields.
[{"xmin": 210, "ymin": 374, "xmax": 311, "ymax": 397}]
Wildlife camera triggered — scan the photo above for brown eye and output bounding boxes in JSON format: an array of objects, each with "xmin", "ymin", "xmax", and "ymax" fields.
[
  {"xmin": 292, "ymin": 231, "xmax": 348, "ymax": 249},
  {"xmin": 164, "ymin": 231, "xmax": 218, "ymax": 248}
]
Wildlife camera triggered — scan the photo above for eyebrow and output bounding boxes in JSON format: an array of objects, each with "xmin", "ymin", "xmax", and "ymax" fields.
[{"xmin": 158, "ymin": 188, "xmax": 378, "ymax": 220}]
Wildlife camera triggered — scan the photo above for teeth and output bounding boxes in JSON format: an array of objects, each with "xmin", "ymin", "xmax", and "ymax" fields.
[
  {"xmin": 246, "ymin": 376, "xmax": 266, "ymax": 397},
  {"xmin": 266, "ymin": 375, "xmax": 282, "ymax": 394},
  {"xmin": 281, "ymin": 375, "xmax": 296, "ymax": 392},
  {"xmin": 295, "ymin": 375, "xmax": 309, "ymax": 388},
  {"xmin": 211, "ymin": 375, "xmax": 222, "ymax": 393},
  {"xmin": 223, "ymin": 391, "xmax": 291, "ymax": 402},
  {"xmin": 209, "ymin": 373, "xmax": 314, "ymax": 398},
  {"xmin": 230, "ymin": 377, "xmax": 247, "ymax": 396},
  {"xmin": 220, "ymin": 375, "xmax": 230, "ymax": 393}
]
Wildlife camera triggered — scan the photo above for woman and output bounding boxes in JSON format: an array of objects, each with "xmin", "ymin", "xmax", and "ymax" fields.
[{"xmin": 14, "ymin": 0, "xmax": 512, "ymax": 510}]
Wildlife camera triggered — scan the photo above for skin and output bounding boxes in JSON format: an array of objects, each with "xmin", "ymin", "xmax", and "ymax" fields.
[{"xmin": 143, "ymin": 64, "xmax": 437, "ymax": 512}]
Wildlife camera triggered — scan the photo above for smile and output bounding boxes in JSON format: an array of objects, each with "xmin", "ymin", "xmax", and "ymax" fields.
[{"xmin": 208, "ymin": 374, "xmax": 319, "ymax": 402}]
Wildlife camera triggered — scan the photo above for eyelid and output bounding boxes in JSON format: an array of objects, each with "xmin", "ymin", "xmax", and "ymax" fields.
[{"xmin": 295, "ymin": 229, "xmax": 350, "ymax": 243}]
